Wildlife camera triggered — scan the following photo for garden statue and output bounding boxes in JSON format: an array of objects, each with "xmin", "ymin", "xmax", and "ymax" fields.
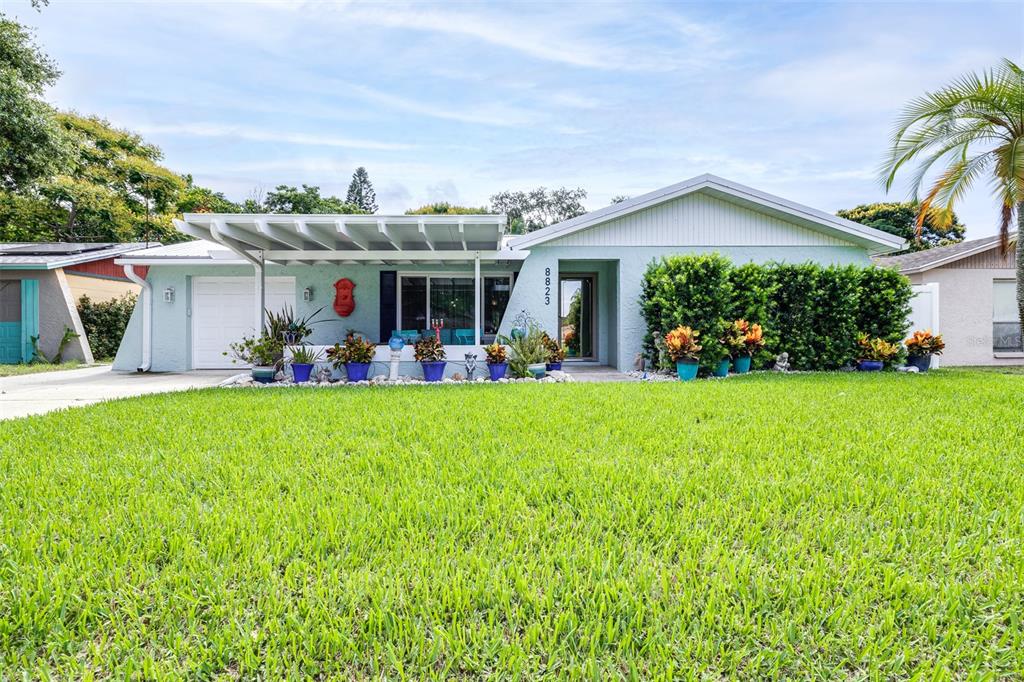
[
  {"xmin": 633, "ymin": 352, "xmax": 645, "ymax": 372},
  {"xmin": 464, "ymin": 352, "xmax": 478, "ymax": 380},
  {"xmin": 317, "ymin": 365, "xmax": 332, "ymax": 383},
  {"xmin": 773, "ymin": 352, "xmax": 790, "ymax": 372}
]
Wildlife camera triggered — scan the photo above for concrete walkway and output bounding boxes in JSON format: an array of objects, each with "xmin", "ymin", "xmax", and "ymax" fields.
[
  {"xmin": 561, "ymin": 364, "xmax": 638, "ymax": 382},
  {"xmin": 0, "ymin": 366, "xmax": 235, "ymax": 420}
]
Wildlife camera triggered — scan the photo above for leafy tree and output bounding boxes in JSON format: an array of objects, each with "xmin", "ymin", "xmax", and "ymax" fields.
[
  {"xmin": 0, "ymin": 15, "xmax": 67, "ymax": 192},
  {"xmin": 254, "ymin": 184, "xmax": 363, "ymax": 214},
  {"xmin": 176, "ymin": 175, "xmax": 240, "ymax": 213},
  {"xmin": 346, "ymin": 166, "xmax": 377, "ymax": 212},
  {"xmin": 837, "ymin": 201, "xmax": 964, "ymax": 251},
  {"xmin": 405, "ymin": 202, "xmax": 490, "ymax": 215},
  {"xmin": 881, "ymin": 58, "xmax": 1024, "ymax": 333},
  {"xmin": 610, "ymin": 195, "xmax": 630, "ymax": 204},
  {"xmin": 489, "ymin": 186, "xmax": 587, "ymax": 234}
]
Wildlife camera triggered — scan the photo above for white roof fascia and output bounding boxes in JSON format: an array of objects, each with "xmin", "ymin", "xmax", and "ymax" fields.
[
  {"xmin": 884, "ymin": 236, "xmax": 1005, "ymax": 274},
  {"xmin": 510, "ymin": 174, "xmax": 906, "ymax": 253}
]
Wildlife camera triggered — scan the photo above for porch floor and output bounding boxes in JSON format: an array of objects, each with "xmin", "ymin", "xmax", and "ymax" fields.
[{"xmin": 561, "ymin": 364, "xmax": 638, "ymax": 382}]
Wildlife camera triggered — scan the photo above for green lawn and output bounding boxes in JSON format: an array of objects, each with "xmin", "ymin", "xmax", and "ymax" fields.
[
  {"xmin": 0, "ymin": 360, "xmax": 89, "ymax": 377},
  {"xmin": 1, "ymin": 372, "xmax": 1022, "ymax": 679}
]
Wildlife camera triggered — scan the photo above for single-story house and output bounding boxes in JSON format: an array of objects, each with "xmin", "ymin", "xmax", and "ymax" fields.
[
  {"xmin": 112, "ymin": 174, "xmax": 905, "ymax": 375},
  {"xmin": 874, "ymin": 233, "xmax": 1021, "ymax": 366},
  {"xmin": 0, "ymin": 242, "xmax": 150, "ymax": 364}
]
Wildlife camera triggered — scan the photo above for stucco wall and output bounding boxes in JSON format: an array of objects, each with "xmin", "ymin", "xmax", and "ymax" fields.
[
  {"xmin": 500, "ymin": 245, "xmax": 871, "ymax": 369},
  {"xmin": 0, "ymin": 269, "xmax": 92, "ymax": 363},
  {"xmin": 114, "ymin": 261, "xmax": 517, "ymax": 372},
  {"xmin": 908, "ymin": 267, "xmax": 1021, "ymax": 366}
]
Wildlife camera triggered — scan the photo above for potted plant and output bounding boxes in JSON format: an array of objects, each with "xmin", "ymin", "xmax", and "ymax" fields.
[
  {"xmin": 665, "ymin": 325, "xmax": 702, "ymax": 381},
  {"xmin": 414, "ymin": 335, "xmax": 447, "ymax": 381},
  {"xmin": 856, "ymin": 334, "xmax": 900, "ymax": 371},
  {"xmin": 718, "ymin": 320, "xmax": 747, "ymax": 377},
  {"xmin": 287, "ymin": 345, "xmax": 323, "ymax": 383},
  {"xmin": 484, "ymin": 342, "xmax": 509, "ymax": 381},
  {"xmin": 327, "ymin": 334, "xmax": 377, "ymax": 382},
  {"xmin": 226, "ymin": 333, "xmax": 282, "ymax": 383},
  {"xmin": 905, "ymin": 330, "xmax": 944, "ymax": 372},
  {"xmin": 737, "ymin": 322, "xmax": 764, "ymax": 374},
  {"xmin": 542, "ymin": 332, "xmax": 566, "ymax": 371},
  {"xmin": 502, "ymin": 323, "xmax": 548, "ymax": 378},
  {"xmin": 266, "ymin": 305, "xmax": 326, "ymax": 345}
]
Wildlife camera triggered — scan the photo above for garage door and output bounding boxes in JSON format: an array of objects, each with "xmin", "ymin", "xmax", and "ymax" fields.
[{"xmin": 192, "ymin": 276, "xmax": 295, "ymax": 368}]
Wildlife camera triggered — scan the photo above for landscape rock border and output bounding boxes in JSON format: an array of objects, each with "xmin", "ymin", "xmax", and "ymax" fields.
[{"xmin": 219, "ymin": 369, "xmax": 576, "ymax": 388}]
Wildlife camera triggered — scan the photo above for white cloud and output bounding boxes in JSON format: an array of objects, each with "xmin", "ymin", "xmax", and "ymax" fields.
[{"xmin": 133, "ymin": 123, "xmax": 414, "ymax": 151}]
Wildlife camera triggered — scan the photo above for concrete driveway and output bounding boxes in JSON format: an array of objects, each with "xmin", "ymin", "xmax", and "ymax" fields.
[{"xmin": 0, "ymin": 366, "xmax": 236, "ymax": 420}]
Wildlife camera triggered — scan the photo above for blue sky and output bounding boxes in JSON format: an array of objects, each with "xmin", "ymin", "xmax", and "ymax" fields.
[{"xmin": 11, "ymin": 1, "xmax": 1024, "ymax": 236}]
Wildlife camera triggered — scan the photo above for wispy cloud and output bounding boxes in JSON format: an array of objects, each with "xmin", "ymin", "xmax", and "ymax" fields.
[{"xmin": 132, "ymin": 122, "xmax": 414, "ymax": 151}]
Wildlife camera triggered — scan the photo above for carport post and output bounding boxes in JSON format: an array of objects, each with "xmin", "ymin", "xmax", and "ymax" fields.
[
  {"xmin": 474, "ymin": 252, "xmax": 481, "ymax": 346},
  {"xmin": 254, "ymin": 251, "xmax": 265, "ymax": 335}
]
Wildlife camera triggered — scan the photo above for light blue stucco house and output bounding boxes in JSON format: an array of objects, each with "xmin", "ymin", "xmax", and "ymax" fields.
[{"xmin": 113, "ymin": 174, "xmax": 903, "ymax": 375}]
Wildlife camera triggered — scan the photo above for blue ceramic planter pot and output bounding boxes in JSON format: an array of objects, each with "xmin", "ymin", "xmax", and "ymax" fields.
[
  {"xmin": 675, "ymin": 360, "xmax": 699, "ymax": 381},
  {"xmin": 291, "ymin": 363, "xmax": 314, "ymax": 383},
  {"xmin": 251, "ymin": 366, "xmax": 276, "ymax": 384},
  {"xmin": 713, "ymin": 358, "xmax": 730, "ymax": 377},
  {"xmin": 907, "ymin": 354, "xmax": 931, "ymax": 372},
  {"xmin": 488, "ymin": 362, "xmax": 508, "ymax": 381},
  {"xmin": 857, "ymin": 360, "xmax": 884, "ymax": 372},
  {"xmin": 733, "ymin": 355, "xmax": 752, "ymax": 374},
  {"xmin": 546, "ymin": 361, "xmax": 562, "ymax": 371},
  {"xmin": 346, "ymin": 362, "xmax": 370, "ymax": 382},
  {"xmin": 421, "ymin": 361, "xmax": 446, "ymax": 382}
]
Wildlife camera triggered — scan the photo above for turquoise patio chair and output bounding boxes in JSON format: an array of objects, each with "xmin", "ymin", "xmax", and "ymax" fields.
[
  {"xmin": 454, "ymin": 328, "xmax": 476, "ymax": 345},
  {"xmin": 392, "ymin": 329, "xmax": 420, "ymax": 345}
]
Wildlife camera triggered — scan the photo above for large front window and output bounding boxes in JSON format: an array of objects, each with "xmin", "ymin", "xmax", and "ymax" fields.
[
  {"xmin": 398, "ymin": 274, "xmax": 512, "ymax": 344},
  {"xmin": 993, "ymin": 280, "xmax": 1022, "ymax": 353}
]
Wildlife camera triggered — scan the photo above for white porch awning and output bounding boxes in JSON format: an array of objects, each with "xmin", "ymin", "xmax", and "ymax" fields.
[{"xmin": 161, "ymin": 213, "xmax": 523, "ymax": 266}]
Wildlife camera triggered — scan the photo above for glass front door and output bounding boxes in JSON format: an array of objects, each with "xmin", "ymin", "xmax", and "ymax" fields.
[{"xmin": 559, "ymin": 275, "xmax": 595, "ymax": 359}]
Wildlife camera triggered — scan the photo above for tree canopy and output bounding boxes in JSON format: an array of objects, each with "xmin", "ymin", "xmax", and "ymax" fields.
[
  {"xmin": 488, "ymin": 187, "xmax": 587, "ymax": 234},
  {"xmin": 346, "ymin": 167, "xmax": 378, "ymax": 213},
  {"xmin": 405, "ymin": 202, "xmax": 491, "ymax": 215},
  {"xmin": 248, "ymin": 184, "xmax": 364, "ymax": 214},
  {"xmin": 837, "ymin": 201, "xmax": 965, "ymax": 251}
]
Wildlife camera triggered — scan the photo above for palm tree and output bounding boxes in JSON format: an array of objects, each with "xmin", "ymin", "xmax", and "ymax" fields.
[{"xmin": 881, "ymin": 58, "xmax": 1024, "ymax": 333}]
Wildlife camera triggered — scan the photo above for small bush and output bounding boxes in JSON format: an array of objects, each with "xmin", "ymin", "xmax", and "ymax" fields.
[{"xmin": 77, "ymin": 294, "xmax": 136, "ymax": 361}]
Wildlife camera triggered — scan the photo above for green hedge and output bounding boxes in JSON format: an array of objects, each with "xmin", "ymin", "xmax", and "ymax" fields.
[
  {"xmin": 77, "ymin": 294, "xmax": 136, "ymax": 361},
  {"xmin": 641, "ymin": 254, "xmax": 912, "ymax": 371}
]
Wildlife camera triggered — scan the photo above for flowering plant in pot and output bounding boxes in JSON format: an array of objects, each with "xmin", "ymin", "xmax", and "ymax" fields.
[
  {"xmin": 665, "ymin": 325, "xmax": 702, "ymax": 381},
  {"xmin": 541, "ymin": 332, "xmax": 567, "ymax": 371},
  {"xmin": 718, "ymin": 320, "xmax": 748, "ymax": 377},
  {"xmin": 737, "ymin": 322, "xmax": 765, "ymax": 374},
  {"xmin": 226, "ymin": 333, "xmax": 283, "ymax": 383},
  {"xmin": 287, "ymin": 345, "xmax": 323, "ymax": 383},
  {"xmin": 856, "ymin": 334, "xmax": 900, "ymax": 371},
  {"xmin": 483, "ymin": 342, "xmax": 509, "ymax": 381},
  {"xmin": 326, "ymin": 334, "xmax": 377, "ymax": 382},
  {"xmin": 414, "ymin": 335, "xmax": 447, "ymax": 381},
  {"xmin": 904, "ymin": 330, "xmax": 944, "ymax": 372}
]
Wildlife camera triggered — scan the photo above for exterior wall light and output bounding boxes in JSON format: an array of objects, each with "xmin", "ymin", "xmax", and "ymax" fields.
[
  {"xmin": 303, "ymin": 287, "xmax": 314, "ymax": 302},
  {"xmin": 163, "ymin": 287, "xmax": 175, "ymax": 303}
]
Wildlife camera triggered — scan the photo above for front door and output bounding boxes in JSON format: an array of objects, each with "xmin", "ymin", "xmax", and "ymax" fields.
[{"xmin": 559, "ymin": 275, "xmax": 595, "ymax": 360}]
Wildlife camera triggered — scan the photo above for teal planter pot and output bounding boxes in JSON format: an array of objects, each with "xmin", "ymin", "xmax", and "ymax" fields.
[
  {"xmin": 733, "ymin": 355, "xmax": 752, "ymax": 374},
  {"xmin": 675, "ymin": 360, "xmax": 699, "ymax": 381},
  {"xmin": 251, "ymin": 366, "xmax": 276, "ymax": 384},
  {"xmin": 713, "ymin": 359, "xmax": 730, "ymax": 377},
  {"xmin": 527, "ymin": 363, "xmax": 547, "ymax": 379}
]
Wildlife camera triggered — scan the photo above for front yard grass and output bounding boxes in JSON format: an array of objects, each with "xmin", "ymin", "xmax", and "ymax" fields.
[
  {"xmin": 1, "ymin": 371, "xmax": 1022, "ymax": 678},
  {"xmin": 0, "ymin": 360, "xmax": 88, "ymax": 377}
]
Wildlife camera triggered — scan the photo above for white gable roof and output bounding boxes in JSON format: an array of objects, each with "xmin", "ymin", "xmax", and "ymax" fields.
[{"xmin": 510, "ymin": 174, "xmax": 905, "ymax": 254}]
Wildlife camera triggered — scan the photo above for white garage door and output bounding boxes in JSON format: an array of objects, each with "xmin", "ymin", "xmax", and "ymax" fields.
[{"xmin": 192, "ymin": 276, "xmax": 295, "ymax": 368}]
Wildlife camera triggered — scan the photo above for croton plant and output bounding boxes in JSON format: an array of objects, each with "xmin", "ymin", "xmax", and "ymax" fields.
[
  {"xmin": 665, "ymin": 325, "xmax": 702, "ymax": 362},
  {"xmin": 905, "ymin": 330, "xmax": 945, "ymax": 357}
]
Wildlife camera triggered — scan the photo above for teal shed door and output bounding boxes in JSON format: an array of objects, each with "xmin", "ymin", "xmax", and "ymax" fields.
[{"xmin": 0, "ymin": 280, "xmax": 38, "ymax": 364}]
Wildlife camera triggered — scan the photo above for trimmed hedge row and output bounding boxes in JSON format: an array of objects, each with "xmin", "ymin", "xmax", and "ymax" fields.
[
  {"xmin": 77, "ymin": 294, "xmax": 136, "ymax": 361},
  {"xmin": 640, "ymin": 254, "xmax": 913, "ymax": 371}
]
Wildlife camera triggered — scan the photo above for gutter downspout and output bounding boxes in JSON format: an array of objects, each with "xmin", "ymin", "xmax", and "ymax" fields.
[{"xmin": 123, "ymin": 264, "xmax": 152, "ymax": 372}]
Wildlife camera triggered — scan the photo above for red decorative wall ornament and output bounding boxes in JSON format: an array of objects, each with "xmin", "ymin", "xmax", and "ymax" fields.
[{"xmin": 333, "ymin": 278, "xmax": 356, "ymax": 317}]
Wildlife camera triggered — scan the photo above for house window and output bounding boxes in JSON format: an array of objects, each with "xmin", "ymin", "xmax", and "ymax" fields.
[
  {"xmin": 993, "ymin": 280, "xmax": 1022, "ymax": 353},
  {"xmin": 398, "ymin": 274, "xmax": 512, "ymax": 343}
]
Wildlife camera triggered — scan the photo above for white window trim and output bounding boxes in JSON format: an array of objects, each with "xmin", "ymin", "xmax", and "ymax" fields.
[
  {"xmin": 396, "ymin": 271, "xmax": 513, "ymax": 335},
  {"xmin": 992, "ymin": 278, "xmax": 1022, "ymax": 354}
]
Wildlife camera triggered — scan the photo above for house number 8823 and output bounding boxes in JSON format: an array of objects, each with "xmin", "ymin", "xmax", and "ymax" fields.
[{"xmin": 544, "ymin": 267, "xmax": 551, "ymax": 305}]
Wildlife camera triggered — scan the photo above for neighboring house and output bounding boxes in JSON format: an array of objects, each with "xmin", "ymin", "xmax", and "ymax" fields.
[
  {"xmin": 113, "ymin": 174, "xmax": 904, "ymax": 374},
  {"xmin": 874, "ymin": 233, "xmax": 1021, "ymax": 367},
  {"xmin": 0, "ymin": 243, "xmax": 150, "ymax": 364}
]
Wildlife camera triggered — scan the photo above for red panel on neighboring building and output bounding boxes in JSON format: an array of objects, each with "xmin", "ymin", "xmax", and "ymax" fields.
[{"xmin": 65, "ymin": 257, "xmax": 147, "ymax": 280}]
